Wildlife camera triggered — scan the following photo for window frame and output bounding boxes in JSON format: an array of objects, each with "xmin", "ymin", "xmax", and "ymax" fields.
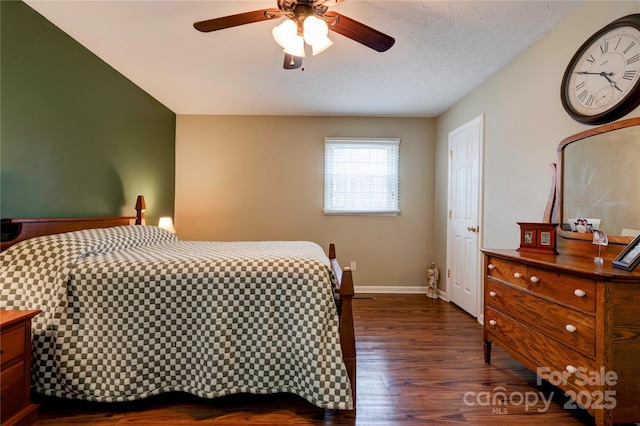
[{"xmin": 323, "ymin": 137, "xmax": 400, "ymax": 216}]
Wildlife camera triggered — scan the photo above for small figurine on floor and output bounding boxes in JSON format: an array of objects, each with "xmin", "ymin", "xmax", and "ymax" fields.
[{"xmin": 426, "ymin": 261, "xmax": 439, "ymax": 299}]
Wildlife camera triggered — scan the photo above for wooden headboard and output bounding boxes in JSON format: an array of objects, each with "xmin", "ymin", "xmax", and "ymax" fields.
[
  {"xmin": 1, "ymin": 216, "xmax": 137, "ymax": 252},
  {"xmin": 1, "ymin": 197, "xmax": 147, "ymax": 252}
]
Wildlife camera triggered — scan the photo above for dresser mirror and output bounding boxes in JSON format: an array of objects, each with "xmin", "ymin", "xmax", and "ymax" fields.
[{"xmin": 555, "ymin": 117, "xmax": 640, "ymax": 245}]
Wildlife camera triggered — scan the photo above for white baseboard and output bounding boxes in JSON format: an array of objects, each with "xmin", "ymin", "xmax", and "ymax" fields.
[
  {"xmin": 438, "ymin": 288, "xmax": 448, "ymax": 301},
  {"xmin": 355, "ymin": 285, "xmax": 428, "ymax": 294}
]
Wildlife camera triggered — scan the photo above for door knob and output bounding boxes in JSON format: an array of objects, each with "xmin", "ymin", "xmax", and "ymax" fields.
[{"xmin": 467, "ymin": 226, "xmax": 478, "ymax": 232}]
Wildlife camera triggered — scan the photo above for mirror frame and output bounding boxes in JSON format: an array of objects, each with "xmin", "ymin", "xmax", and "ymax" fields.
[{"xmin": 553, "ymin": 117, "xmax": 640, "ymax": 245}]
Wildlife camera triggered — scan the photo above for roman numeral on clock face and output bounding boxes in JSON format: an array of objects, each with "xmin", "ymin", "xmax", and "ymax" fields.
[
  {"xmin": 623, "ymin": 70, "xmax": 637, "ymax": 81},
  {"xmin": 584, "ymin": 94, "xmax": 595, "ymax": 106},
  {"xmin": 624, "ymin": 41, "xmax": 636, "ymax": 54},
  {"xmin": 578, "ymin": 90, "xmax": 589, "ymax": 102},
  {"xmin": 600, "ymin": 41, "xmax": 609, "ymax": 54}
]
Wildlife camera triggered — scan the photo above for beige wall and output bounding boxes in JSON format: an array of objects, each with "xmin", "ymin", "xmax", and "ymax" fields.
[
  {"xmin": 434, "ymin": 1, "xmax": 640, "ymax": 291},
  {"xmin": 175, "ymin": 1, "xmax": 640, "ymax": 292},
  {"xmin": 175, "ymin": 115, "xmax": 436, "ymax": 288}
]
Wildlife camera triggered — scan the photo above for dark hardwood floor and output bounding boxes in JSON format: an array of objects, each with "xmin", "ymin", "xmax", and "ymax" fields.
[{"xmin": 33, "ymin": 294, "xmax": 610, "ymax": 425}]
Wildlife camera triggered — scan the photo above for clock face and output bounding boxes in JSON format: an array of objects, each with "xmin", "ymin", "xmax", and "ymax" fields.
[{"xmin": 562, "ymin": 15, "xmax": 640, "ymax": 124}]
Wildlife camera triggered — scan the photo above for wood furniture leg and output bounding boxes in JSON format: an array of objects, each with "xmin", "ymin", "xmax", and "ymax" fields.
[
  {"xmin": 329, "ymin": 244, "xmax": 356, "ymax": 408},
  {"xmin": 484, "ymin": 338, "xmax": 492, "ymax": 364}
]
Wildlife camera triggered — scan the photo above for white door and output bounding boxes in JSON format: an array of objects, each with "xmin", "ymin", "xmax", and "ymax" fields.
[{"xmin": 446, "ymin": 115, "xmax": 483, "ymax": 318}]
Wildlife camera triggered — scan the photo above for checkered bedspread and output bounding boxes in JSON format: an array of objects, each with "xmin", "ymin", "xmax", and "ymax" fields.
[{"xmin": 0, "ymin": 226, "xmax": 353, "ymax": 409}]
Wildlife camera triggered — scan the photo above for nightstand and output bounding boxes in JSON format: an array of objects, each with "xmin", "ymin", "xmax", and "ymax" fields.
[{"xmin": 1, "ymin": 310, "xmax": 41, "ymax": 426}]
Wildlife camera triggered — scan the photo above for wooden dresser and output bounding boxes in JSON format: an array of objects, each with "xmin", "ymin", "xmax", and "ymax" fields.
[
  {"xmin": 1, "ymin": 310, "xmax": 41, "ymax": 426},
  {"xmin": 482, "ymin": 249, "xmax": 640, "ymax": 426}
]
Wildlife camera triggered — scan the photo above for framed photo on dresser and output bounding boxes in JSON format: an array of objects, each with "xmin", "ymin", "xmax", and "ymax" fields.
[
  {"xmin": 612, "ymin": 233, "xmax": 640, "ymax": 271},
  {"xmin": 516, "ymin": 222, "xmax": 559, "ymax": 255}
]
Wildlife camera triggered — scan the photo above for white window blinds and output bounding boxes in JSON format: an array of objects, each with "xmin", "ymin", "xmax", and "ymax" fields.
[{"xmin": 324, "ymin": 138, "xmax": 400, "ymax": 215}]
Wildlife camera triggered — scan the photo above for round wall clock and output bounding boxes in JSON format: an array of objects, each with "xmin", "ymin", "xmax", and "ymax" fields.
[{"xmin": 561, "ymin": 14, "xmax": 640, "ymax": 125}]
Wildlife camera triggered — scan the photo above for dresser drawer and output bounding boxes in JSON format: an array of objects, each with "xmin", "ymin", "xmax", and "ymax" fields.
[
  {"xmin": 486, "ymin": 257, "xmax": 528, "ymax": 289},
  {"xmin": 486, "ymin": 280, "xmax": 596, "ymax": 357},
  {"xmin": 528, "ymin": 266, "xmax": 596, "ymax": 312},
  {"xmin": 0, "ymin": 360, "xmax": 26, "ymax": 420},
  {"xmin": 0, "ymin": 325, "xmax": 26, "ymax": 365},
  {"xmin": 485, "ymin": 307, "xmax": 597, "ymax": 394}
]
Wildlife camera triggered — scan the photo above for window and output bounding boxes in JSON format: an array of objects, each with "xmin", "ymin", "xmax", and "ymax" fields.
[{"xmin": 324, "ymin": 138, "xmax": 400, "ymax": 215}]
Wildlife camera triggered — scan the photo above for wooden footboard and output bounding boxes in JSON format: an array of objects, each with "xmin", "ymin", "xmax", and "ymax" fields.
[{"xmin": 329, "ymin": 243, "xmax": 356, "ymax": 407}]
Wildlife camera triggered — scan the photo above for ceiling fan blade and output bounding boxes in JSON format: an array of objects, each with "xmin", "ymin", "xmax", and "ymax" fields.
[
  {"xmin": 194, "ymin": 9, "xmax": 282, "ymax": 32},
  {"xmin": 283, "ymin": 53, "xmax": 303, "ymax": 70},
  {"xmin": 324, "ymin": 12, "xmax": 395, "ymax": 52}
]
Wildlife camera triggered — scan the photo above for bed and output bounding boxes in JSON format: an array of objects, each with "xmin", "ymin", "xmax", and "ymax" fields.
[{"xmin": 0, "ymin": 211, "xmax": 356, "ymax": 411}]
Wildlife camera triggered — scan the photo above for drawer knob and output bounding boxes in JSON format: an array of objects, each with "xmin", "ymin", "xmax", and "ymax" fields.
[
  {"xmin": 489, "ymin": 319, "xmax": 497, "ymax": 326},
  {"xmin": 565, "ymin": 324, "xmax": 577, "ymax": 333},
  {"xmin": 574, "ymin": 289, "xmax": 586, "ymax": 298},
  {"xmin": 513, "ymin": 272, "xmax": 522, "ymax": 279},
  {"xmin": 488, "ymin": 264, "xmax": 495, "ymax": 270},
  {"xmin": 566, "ymin": 365, "xmax": 578, "ymax": 374},
  {"xmin": 530, "ymin": 276, "xmax": 539, "ymax": 283},
  {"xmin": 489, "ymin": 291, "xmax": 497, "ymax": 297}
]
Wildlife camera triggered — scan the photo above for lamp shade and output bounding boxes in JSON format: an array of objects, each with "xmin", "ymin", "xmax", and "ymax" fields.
[
  {"xmin": 303, "ymin": 16, "xmax": 327, "ymax": 42},
  {"xmin": 283, "ymin": 35, "xmax": 305, "ymax": 57},
  {"xmin": 158, "ymin": 217, "xmax": 177, "ymax": 234},
  {"xmin": 310, "ymin": 36, "xmax": 333, "ymax": 56},
  {"xmin": 303, "ymin": 16, "xmax": 332, "ymax": 56},
  {"xmin": 273, "ymin": 19, "xmax": 305, "ymax": 57},
  {"xmin": 135, "ymin": 195, "xmax": 146, "ymax": 210},
  {"xmin": 272, "ymin": 19, "xmax": 296, "ymax": 47},
  {"xmin": 135, "ymin": 195, "xmax": 146, "ymax": 225}
]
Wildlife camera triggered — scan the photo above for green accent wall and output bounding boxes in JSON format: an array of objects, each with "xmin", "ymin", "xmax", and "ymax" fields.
[{"xmin": 1, "ymin": 0, "xmax": 175, "ymax": 225}]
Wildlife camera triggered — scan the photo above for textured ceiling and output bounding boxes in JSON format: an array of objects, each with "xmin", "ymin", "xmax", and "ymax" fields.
[{"xmin": 23, "ymin": 1, "xmax": 584, "ymax": 117}]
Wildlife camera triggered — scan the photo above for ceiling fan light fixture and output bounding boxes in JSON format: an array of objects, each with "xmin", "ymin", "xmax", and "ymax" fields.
[
  {"xmin": 283, "ymin": 34, "xmax": 306, "ymax": 57},
  {"xmin": 272, "ymin": 19, "xmax": 298, "ymax": 48},
  {"xmin": 303, "ymin": 16, "xmax": 327, "ymax": 40},
  {"xmin": 273, "ymin": 19, "xmax": 305, "ymax": 57},
  {"xmin": 194, "ymin": 1, "xmax": 396, "ymax": 69},
  {"xmin": 302, "ymin": 15, "xmax": 333, "ymax": 56},
  {"xmin": 311, "ymin": 37, "xmax": 333, "ymax": 56}
]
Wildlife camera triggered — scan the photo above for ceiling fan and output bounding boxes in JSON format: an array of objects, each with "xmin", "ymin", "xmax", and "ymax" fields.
[{"xmin": 193, "ymin": 0, "xmax": 395, "ymax": 70}]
